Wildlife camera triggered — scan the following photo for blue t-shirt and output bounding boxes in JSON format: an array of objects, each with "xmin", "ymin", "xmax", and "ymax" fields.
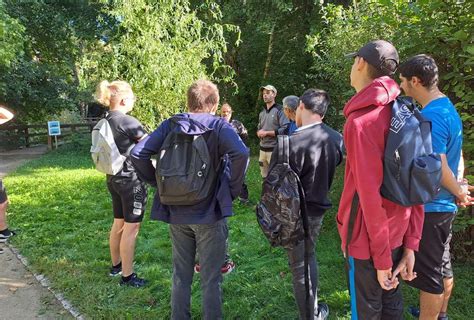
[{"xmin": 422, "ymin": 97, "xmax": 463, "ymax": 213}]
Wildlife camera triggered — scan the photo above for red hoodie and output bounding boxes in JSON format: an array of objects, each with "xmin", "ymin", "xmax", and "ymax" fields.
[{"xmin": 336, "ymin": 76, "xmax": 424, "ymax": 270}]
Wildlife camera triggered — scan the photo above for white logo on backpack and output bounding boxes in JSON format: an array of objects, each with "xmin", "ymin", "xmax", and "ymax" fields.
[{"xmin": 90, "ymin": 119, "xmax": 127, "ymax": 175}]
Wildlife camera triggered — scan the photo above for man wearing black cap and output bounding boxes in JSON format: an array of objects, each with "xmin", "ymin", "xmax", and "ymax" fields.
[
  {"xmin": 257, "ymin": 84, "xmax": 289, "ymax": 178},
  {"xmin": 336, "ymin": 40, "xmax": 424, "ymax": 319}
]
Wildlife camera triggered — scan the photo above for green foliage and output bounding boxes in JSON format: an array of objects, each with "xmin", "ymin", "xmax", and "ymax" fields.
[
  {"xmin": 5, "ymin": 146, "xmax": 474, "ymax": 318},
  {"xmin": 82, "ymin": 0, "xmax": 235, "ymax": 130},
  {"xmin": 0, "ymin": 0, "xmax": 24, "ymax": 96},
  {"xmin": 308, "ymin": 0, "xmax": 474, "ymax": 248},
  {"xmin": 217, "ymin": 0, "xmax": 328, "ymax": 140},
  {"xmin": 0, "ymin": 1, "xmax": 234, "ymax": 128},
  {"xmin": 0, "ymin": 0, "xmax": 24, "ymax": 68},
  {"xmin": 0, "ymin": 1, "xmax": 106, "ymax": 122}
]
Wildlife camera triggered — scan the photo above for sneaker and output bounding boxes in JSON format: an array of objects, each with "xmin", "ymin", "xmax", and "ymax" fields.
[
  {"xmin": 109, "ymin": 264, "xmax": 122, "ymax": 277},
  {"xmin": 0, "ymin": 248, "xmax": 3, "ymax": 254},
  {"xmin": 194, "ymin": 263, "xmax": 201, "ymax": 274},
  {"xmin": 409, "ymin": 306, "xmax": 448, "ymax": 320},
  {"xmin": 221, "ymin": 261, "xmax": 235, "ymax": 275},
  {"xmin": 239, "ymin": 198, "xmax": 249, "ymax": 205},
  {"xmin": 0, "ymin": 229, "xmax": 16, "ymax": 243},
  {"xmin": 408, "ymin": 306, "xmax": 420, "ymax": 318},
  {"xmin": 119, "ymin": 273, "xmax": 147, "ymax": 288},
  {"xmin": 316, "ymin": 303, "xmax": 329, "ymax": 320}
]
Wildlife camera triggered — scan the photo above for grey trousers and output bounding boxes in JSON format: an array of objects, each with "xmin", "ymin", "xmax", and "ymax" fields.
[
  {"xmin": 170, "ymin": 219, "xmax": 227, "ymax": 320},
  {"xmin": 286, "ymin": 215, "xmax": 324, "ymax": 320}
]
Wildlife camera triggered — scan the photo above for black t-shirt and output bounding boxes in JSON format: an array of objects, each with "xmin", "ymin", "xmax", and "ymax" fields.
[{"xmin": 106, "ymin": 110, "xmax": 146, "ymax": 178}]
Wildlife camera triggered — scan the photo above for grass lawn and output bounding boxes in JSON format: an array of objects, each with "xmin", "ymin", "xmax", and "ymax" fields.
[{"xmin": 4, "ymin": 143, "xmax": 473, "ymax": 319}]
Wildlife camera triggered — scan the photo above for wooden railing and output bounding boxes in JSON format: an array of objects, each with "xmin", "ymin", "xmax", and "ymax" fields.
[{"xmin": 0, "ymin": 120, "xmax": 98, "ymax": 149}]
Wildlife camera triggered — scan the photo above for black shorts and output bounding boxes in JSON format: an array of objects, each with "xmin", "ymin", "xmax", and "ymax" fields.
[
  {"xmin": 0, "ymin": 180, "xmax": 7, "ymax": 204},
  {"xmin": 346, "ymin": 247, "xmax": 404, "ymax": 319},
  {"xmin": 106, "ymin": 175, "xmax": 147, "ymax": 223},
  {"xmin": 406, "ymin": 212, "xmax": 455, "ymax": 294}
]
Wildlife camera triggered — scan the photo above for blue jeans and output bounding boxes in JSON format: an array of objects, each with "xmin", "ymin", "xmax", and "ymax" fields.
[
  {"xmin": 170, "ymin": 219, "xmax": 227, "ymax": 320},
  {"xmin": 286, "ymin": 215, "xmax": 324, "ymax": 320}
]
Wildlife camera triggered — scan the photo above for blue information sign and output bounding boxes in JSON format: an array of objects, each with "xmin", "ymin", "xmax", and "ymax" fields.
[{"xmin": 48, "ymin": 121, "xmax": 61, "ymax": 136}]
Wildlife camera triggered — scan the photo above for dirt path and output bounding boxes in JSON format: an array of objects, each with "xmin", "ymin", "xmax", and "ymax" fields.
[{"xmin": 0, "ymin": 145, "xmax": 75, "ymax": 319}]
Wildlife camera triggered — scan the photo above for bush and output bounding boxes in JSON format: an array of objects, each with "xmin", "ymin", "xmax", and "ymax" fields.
[{"xmin": 307, "ymin": 0, "xmax": 474, "ymax": 259}]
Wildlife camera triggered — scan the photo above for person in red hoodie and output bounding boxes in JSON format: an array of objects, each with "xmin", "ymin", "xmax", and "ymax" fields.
[{"xmin": 337, "ymin": 40, "xmax": 424, "ymax": 319}]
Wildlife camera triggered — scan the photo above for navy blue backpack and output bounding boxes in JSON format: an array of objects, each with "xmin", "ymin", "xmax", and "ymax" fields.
[{"xmin": 380, "ymin": 96, "xmax": 442, "ymax": 206}]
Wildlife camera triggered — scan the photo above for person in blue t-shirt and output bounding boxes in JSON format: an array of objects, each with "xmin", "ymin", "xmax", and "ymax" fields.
[{"xmin": 399, "ymin": 55, "xmax": 471, "ymax": 320}]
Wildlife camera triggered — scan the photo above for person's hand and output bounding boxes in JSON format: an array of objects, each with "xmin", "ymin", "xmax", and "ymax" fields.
[
  {"xmin": 377, "ymin": 269, "xmax": 399, "ymax": 290},
  {"xmin": 456, "ymin": 179, "xmax": 473, "ymax": 208},
  {"xmin": 392, "ymin": 248, "xmax": 417, "ymax": 281},
  {"xmin": 256, "ymin": 130, "xmax": 266, "ymax": 138}
]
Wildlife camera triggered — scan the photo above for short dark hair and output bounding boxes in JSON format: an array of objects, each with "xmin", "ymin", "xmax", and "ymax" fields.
[
  {"xmin": 187, "ymin": 79, "xmax": 219, "ymax": 112},
  {"xmin": 366, "ymin": 59, "xmax": 398, "ymax": 79},
  {"xmin": 398, "ymin": 54, "xmax": 439, "ymax": 89},
  {"xmin": 299, "ymin": 89, "xmax": 330, "ymax": 117}
]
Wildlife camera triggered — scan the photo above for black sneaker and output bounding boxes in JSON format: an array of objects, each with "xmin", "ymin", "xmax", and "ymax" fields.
[
  {"xmin": 120, "ymin": 273, "xmax": 147, "ymax": 288},
  {"xmin": 0, "ymin": 248, "xmax": 3, "ymax": 254},
  {"xmin": 109, "ymin": 264, "xmax": 122, "ymax": 277},
  {"xmin": 0, "ymin": 229, "xmax": 16, "ymax": 243},
  {"xmin": 316, "ymin": 303, "xmax": 329, "ymax": 320}
]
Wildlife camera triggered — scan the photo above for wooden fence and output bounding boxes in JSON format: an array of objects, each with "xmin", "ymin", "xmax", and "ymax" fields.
[{"xmin": 0, "ymin": 119, "xmax": 98, "ymax": 149}]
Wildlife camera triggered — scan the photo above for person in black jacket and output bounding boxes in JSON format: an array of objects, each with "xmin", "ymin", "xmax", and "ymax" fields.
[{"xmin": 269, "ymin": 89, "xmax": 343, "ymax": 320}]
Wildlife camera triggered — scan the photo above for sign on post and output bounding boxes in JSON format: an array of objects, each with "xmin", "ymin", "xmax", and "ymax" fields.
[
  {"xmin": 47, "ymin": 121, "xmax": 61, "ymax": 149},
  {"xmin": 47, "ymin": 121, "xmax": 61, "ymax": 136}
]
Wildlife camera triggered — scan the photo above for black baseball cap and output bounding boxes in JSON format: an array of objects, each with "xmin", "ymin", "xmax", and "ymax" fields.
[{"xmin": 346, "ymin": 40, "xmax": 399, "ymax": 75}]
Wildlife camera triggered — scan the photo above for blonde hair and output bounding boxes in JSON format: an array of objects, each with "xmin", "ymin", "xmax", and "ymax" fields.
[{"xmin": 95, "ymin": 80, "xmax": 133, "ymax": 107}]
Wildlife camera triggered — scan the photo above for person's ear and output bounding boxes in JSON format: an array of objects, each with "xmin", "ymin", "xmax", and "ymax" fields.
[
  {"xmin": 357, "ymin": 56, "xmax": 368, "ymax": 71},
  {"xmin": 411, "ymin": 76, "xmax": 422, "ymax": 87}
]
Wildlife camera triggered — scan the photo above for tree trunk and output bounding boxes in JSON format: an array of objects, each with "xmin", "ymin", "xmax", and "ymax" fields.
[{"xmin": 255, "ymin": 23, "xmax": 276, "ymax": 110}]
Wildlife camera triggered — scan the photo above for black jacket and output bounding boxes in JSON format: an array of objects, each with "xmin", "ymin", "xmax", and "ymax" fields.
[{"xmin": 269, "ymin": 122, "xmax": 344, "ymax": 216}]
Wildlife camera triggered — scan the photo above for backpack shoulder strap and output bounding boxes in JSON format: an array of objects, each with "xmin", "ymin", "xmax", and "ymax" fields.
[{"xmin": 277, "ymin": 135, "xmax": 290, "ymax": 165}]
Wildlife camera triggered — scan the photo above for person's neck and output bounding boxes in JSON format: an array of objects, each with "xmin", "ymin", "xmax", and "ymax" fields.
[
  {"xmin": 300, "ymin": 112, "xmax": 322, "ymax": 127},
  {"xmin": 110, "ymin": 106, "xmax": 127, "ymax": 114},
  {"xmin": 354, "ymin": 76, "xmax": 374, "ymax": 93},
  {"xmin": 414, "ymin": 87, "xmax": 445, "ymax": 108},
  {"xmin": 266, "ymin": 101, "xmax": 275, "ymax": 109}
]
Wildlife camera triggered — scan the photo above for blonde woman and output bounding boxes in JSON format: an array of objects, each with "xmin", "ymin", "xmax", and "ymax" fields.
[{"xmin": 95, "ymin": 80, "xmax": 148, "ymax": 287}]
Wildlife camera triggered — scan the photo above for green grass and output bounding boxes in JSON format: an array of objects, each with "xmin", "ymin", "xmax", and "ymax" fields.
[{"xmin": 4, "ymin": 145, "xmax": 473, "ymax": 319}]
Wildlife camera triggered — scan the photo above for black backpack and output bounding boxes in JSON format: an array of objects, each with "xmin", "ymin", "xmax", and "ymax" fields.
[
  {"xmin": 381, "ymin": 96, "xmax": 442, "ymax": 206},
  {"xmin": 256, "ymin": 135, "xmax": 312, "ymax": 319},
  {"xmin": 256, "ymin": 135, "xmax": 308, "ymax": 249},
  {"xmin": 155, "ymin": 117, "xmax": 217, "ymax": 205}
]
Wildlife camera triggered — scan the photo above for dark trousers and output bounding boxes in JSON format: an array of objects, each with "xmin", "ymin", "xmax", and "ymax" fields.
[
  {"xmin": 286, "ymin": 215, "xmax": 324, "ymax": 320},
  {"xmin": 170, "ymin": 220, "xmax": 227, "ymax": 320},
  {"xmin": 239, "ymin": 182, "xmax": 249, "ymax": 200},
  {"xmin": 347, "ymin": 247, "xmax": 404, "ymax": 320}
]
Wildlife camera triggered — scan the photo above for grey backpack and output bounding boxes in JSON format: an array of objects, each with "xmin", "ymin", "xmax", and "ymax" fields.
[
  {"xmin": 90, "ymin": 119, "xmax": 126, "ymax": 175},
  {"xmin": 155, "ymin": 118, "xmax": 217, "ymax": 205}
]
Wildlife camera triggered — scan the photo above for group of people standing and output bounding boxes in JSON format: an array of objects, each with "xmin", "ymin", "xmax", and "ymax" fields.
[{"xmin": 97, "ymin": 39, "xmax": 470, "ymax": 320}]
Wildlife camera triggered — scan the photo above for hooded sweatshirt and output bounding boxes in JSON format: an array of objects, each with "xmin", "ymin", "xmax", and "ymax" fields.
[
  {"xmin": 131, "ymin": 113, "xmax": 249, "ymax": 224},
  {"xmin": 336, "ymin": 77, "xmax": 424, "ymax": 270}
]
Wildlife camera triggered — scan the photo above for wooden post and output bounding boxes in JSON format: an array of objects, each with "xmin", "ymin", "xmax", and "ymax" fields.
[
  {"xmin": 47, "ymin": 135, "xmax": 52, "ymax": 150},
  {"xmin": 24, "ymin": 126, "xmax": 30, "ymax": 148}
]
